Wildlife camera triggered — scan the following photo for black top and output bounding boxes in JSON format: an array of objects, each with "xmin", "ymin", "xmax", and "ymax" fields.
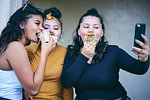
[{"xmin": 61, "ymin": 45, "xmax": 149, "ymax": 99}]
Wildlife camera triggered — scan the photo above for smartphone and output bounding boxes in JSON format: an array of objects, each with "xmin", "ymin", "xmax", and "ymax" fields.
[{"xmin": 134, "ymin": 23, "xmax": 146, "ymax": 48}]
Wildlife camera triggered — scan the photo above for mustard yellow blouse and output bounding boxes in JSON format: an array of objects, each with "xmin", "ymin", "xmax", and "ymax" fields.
[{"xmin": 26, "ymin": 44, "xmax": 66, "ymax": 100}]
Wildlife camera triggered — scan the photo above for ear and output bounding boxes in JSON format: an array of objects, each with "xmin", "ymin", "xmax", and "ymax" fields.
[
  {"xmin": 78, "ymin": 29, "xmax": 81, "ymax": 36},
  {"xmin": 101, "ymin": 29, "xmax": 104, "ymax": 37},
  {"xmin": 20, "ymin": 22, "xmax": 25, "ymax": 29}
]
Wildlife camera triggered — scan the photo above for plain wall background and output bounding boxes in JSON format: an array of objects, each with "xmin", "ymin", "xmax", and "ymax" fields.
[
  {"xmin": 0, "ymin": 0, "xmax": 23, "ymax": 33},
  {"xmin": 29, "ymin": 0, "xmax": 150, "ymax": 100}
]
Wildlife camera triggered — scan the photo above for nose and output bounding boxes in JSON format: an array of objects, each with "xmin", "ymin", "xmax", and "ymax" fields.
[
  {"xmin": 49, "ymin": 29, "xmax": 54, "ymax": 35},
  {"xmin": 89, "ymin": 26, "xmax": 93, "ymax": 33},
  {"xmin": 39, "ymin": 25, "xmax": 44, "ymax": 32}
]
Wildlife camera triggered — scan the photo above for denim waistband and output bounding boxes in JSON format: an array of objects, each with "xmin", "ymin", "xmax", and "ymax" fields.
[
  {"xmin": 75, "ymin": 96, "xmax": 131, "ymax": 100},
  {"xmin": 0, "ymin": 97, "xmax": 11, "ymax": 100}
]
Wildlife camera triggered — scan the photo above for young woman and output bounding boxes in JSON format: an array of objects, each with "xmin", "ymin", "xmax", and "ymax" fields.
[
  {"xmin": 25, "ymin": 7, "xmax": 73, "ymax": 100},
  {"xmin": 0, "ymin": 4, "xmax": 53, "ymax": 100},
  {"xmin": 61, "ymin": 8, "xmax": 149, "ymax": 100}
]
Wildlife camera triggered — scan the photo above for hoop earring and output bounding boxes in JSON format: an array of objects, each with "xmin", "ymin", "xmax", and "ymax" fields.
[{"xmin": 79, "ymin": 36, "xmax": 83, "ymax": 45}]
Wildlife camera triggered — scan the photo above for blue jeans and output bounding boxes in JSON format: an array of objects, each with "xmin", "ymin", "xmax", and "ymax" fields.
[
  {"xmin": 75, "ymin": 96, "xmax": 131, "ymax": 100},
  {"xmin": 0, "ymin": 97, "xmax": 10, "ymax": 100}
]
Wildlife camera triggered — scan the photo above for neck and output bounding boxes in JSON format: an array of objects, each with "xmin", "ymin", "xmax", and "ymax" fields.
[{"xmin": 18, "ymin": 35, "xmax": 30, "ymax": 45}]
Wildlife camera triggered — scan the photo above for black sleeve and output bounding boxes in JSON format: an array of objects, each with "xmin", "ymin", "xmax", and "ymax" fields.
[
  {"xmin": 61, "ymin": 52, "xmax": 89, "ymax": 88},
  {"xmin": 116, "ymin": 46, "xmax": 149, "ymax": 74}
]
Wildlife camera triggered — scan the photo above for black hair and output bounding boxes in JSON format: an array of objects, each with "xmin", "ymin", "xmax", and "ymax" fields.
[
  {"xmin": 68, "ymin": 8, "xmax": 108, "ymax": 64},
  {"xmin": 43, "ymin": 7, "xmax": 62, "ymax": 28},
  {"xmin": 0, "ymin": 4, "xmax": 43, "ymax": 53}
]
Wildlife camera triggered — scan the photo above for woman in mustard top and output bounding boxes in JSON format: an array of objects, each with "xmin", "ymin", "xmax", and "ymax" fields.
[{"xmin": 25, "ymin": 7, "xmax": 73, "ymax": 100}]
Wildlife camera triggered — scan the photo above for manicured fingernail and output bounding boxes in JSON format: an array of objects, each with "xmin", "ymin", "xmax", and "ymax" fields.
[
  {"xmin": 131, "ymin": 48, "xmax": 134, "ymax": 51},
  {"xmin": 132, "ymin": 47, "xmax": 135, "ymax": 50},
  {"xmin": 141, "ymin": 34, "xmax": 144, "ymax": 37},
  {"xmin": 135, "ymin": 39, "xmax": 138, "ymax": 42},
  {"xmin": 94, "ymin": 39, "xmax": 98, "ymax": 42}
]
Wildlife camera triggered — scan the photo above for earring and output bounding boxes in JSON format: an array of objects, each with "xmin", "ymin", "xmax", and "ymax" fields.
[{"xmin": 79, "ymin": 36, "xmax": 83, "ymax": 45}]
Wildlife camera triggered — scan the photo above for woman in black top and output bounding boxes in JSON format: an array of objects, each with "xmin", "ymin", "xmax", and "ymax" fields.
[{"xmin": 61, "ymin": 8, "xmax": 149, "ymax": 100}]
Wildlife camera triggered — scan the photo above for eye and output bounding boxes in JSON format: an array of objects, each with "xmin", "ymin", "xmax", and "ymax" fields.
[
  {"xmin": 35, "ymin": 22, "xmax": 40, "ymax": 25},
  {"xmin": 44, "ymin": 27, "xmax": 49, "ymax": 29},
  {"xmin": 83, "ymin": 26, "xmax": 89, "ymax": 28},
  {"xmin": 54, "ymin": 27, "xmax": 59, "ymax": 30},
  {"xmin": 43, "ymin": 26, "xmax": 49, "ymax": 29},
  {"xmin": 94, "ymin": 27, "xmax": 99, "ymax": 29}
]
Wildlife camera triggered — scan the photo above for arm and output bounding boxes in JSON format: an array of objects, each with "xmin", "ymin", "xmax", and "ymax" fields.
[
  {"xmin": 61, "ymin": 40, "xmax": 97, "ymax": 88},
  {"xmin": 61, "ymin": 52, "xmax": 88, "ymax": 88},
  {"xmin": 62, "ymin": 87, "xmax": 73, "ymax": 100},
  {"xmin": 118, "ymin": 35, "xmax": 149, "ymax": 74},
  {"xmin": 6, "ymin": 37, "xmax": 55, "ymax": 95},
  {"xmin": 116, "ymin": 46, "xmax": 149, "ymax": 74},
  {"xmin": 23, "ymin": 89, "xmax": 33, "ymax": 100}
]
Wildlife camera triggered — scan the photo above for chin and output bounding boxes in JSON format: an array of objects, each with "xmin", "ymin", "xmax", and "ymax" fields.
[{"xmin": 33, "ymin": 38, "xmax": 39, "ymax": 43}]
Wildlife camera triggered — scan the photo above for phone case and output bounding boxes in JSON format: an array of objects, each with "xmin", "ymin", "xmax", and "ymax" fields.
[{"xmin": 134, "ymin": 23, "xmax": 146, "ymax": 48}]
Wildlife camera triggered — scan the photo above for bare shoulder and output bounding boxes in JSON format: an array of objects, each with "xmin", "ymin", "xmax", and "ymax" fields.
[
  {"xmin": 6, "ymin": 41, "xmax": 26, "ymax": 56},
  {"xmin": 7, "ymin": 41, "xmax": 24, "ymax": 49}
]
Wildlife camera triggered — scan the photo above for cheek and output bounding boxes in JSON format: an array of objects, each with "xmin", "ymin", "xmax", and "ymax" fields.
[
  {"xmin": 95, "ymin": 30, "xmax": 103, "ymax": 40},
  {"xmin": 55, "ymin": 31, "xmax": 61, "ymax": 40},
  {"xmin": 78, "ymin": 29, "xmax": 87, "ymax": 41},
  {"xmin": 95, "ymin": 34, "xmax": 101, "ymax": 39}
]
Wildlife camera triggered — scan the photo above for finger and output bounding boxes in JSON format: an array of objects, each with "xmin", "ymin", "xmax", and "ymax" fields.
[
  {"xmin": 88, "ymin": 39, "xmax": 98, "ymax": 48},
  {"xmin": 141, "ymin": 34, "xmax": 149, "ymax": 46},
  {"xmin": 132, "ymin": 46, "xmax": 145, "ymax": 54},
  {"xmin": 40, "ymin": 36, "xmax": 44, "ymax": 44}
]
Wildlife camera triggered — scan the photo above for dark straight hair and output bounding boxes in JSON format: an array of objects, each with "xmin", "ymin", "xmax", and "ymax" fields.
[{"xmin": 68, "ymin": 8, "xmax": 108, "ymax": 64}]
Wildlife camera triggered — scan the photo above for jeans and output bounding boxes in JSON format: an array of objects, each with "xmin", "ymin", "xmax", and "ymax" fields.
[
  {"xmin": 75, "ymin": 96, "xmax": 131, "ymax": 100},
  {"xmin": 0, "ymin": 97, "xmax": 10, "ymax": 100}
]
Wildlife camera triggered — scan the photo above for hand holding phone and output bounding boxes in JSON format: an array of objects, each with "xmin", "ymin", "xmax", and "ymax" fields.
[{"xmin": 134, "ymin": 23, "xmax": 146, "ymax": 48}]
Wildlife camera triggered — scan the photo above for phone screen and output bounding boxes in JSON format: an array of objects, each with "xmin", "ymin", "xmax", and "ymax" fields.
[{"xmin": 134, "ymin": 23, "xmax": 146, "ymax": 48}]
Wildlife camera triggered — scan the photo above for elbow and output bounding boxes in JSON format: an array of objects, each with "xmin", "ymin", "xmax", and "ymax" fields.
[
  {"xmin": 135, "ymin": 67, "xmax": 149, "ymax": 75},
  {"xmin": 137, "ymin": 69, "xmax": 148, "ymax": 75},
  {"xmin": 25, "ymin": 86, "xmax": 40, "ymax": 96},
  {"xmin": 29, "ymin": 89, "xmax": 39, "ymax": 96}
]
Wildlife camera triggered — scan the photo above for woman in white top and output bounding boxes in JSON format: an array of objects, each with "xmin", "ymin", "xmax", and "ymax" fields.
[{"xmin": 0, "ymin": 4, "xmax": 54, "ymax": 100}]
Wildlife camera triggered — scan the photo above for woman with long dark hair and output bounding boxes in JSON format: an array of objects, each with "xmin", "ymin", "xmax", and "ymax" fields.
[
  {"xmin": 61, "ymin": 8, "xmax": 149, "ymax": 100},
  {"xmin": 0, "ymin": 4, "xmax": 53, "ymax": 100}
]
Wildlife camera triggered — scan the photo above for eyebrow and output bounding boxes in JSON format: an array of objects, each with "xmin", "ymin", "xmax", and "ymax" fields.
[
  {"xmin": 44, "ymin": 24, "xmax": 59, "ymax": 27},
  {"xmin": 44, "ymin": 24, "xmax": 50, "ymax": 26},
  {"xmin": 35, "ymin": 20, "xmax": 41, "ymax": 23},
  {"xmin": 82, "ymin": 23, "xmax": 101, "ymax": 26},
  {"xmin": 53, "ymin": 25, "xmax": 59, "ymax": 27}
]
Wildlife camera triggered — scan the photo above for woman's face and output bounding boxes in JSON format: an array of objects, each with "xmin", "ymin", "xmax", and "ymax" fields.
[
  {"xmin": 43, "ymin": 19, "xmax": 61, "ymax": 41},
  {"xmin": 78, "ymin": 16, "xmax": 103, "ymax": 43},
  {"xmin": 21, "ymin": 14, "xmax": 43, "ymax": 43}
]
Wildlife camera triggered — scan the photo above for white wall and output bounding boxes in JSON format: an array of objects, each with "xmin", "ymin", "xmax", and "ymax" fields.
[
  {"xmin": 0, "ymin": 0, "xmax": 23, "ymax": 34},
  {"xmin": 29, "ymin": 0, "xmax": 150, "ymax": 100}
]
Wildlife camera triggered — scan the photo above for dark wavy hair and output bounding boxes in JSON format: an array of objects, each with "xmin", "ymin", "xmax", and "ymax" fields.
[
  {"xmin": 68, "ymin": 8, "xmax": 108, "ymax": 64},
  {"xmin": 0, "ymin": 4, "xmax": 43, "ymax": 53},
  {"xmin": 43, "ymin": 7, "xmax": 62, "ymax": 29}
]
